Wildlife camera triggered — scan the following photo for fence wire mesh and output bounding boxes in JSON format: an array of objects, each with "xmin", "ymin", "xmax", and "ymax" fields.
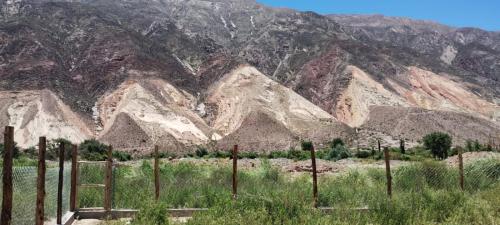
[{"xmin": 0, "ymin": 162, "xmax": 71, "ymax": 225}]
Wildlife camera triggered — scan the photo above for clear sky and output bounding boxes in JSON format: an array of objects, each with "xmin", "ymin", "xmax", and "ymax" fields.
[{"xmin": 257, "ymin": 0, "xmax": 500, "ymax": 31}]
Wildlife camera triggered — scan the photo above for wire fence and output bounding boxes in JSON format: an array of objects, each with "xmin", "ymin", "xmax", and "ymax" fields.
[
  {"xmin": 73, "ymin": 156, "xmax": 500, "ymax": 211},
  {"xmin": 1, "ymin": 148, "xmax": 499, "ymax": 223},
  {"xmin": 0, "ymin": 163, "xmax": 71, "ymax": 225}
]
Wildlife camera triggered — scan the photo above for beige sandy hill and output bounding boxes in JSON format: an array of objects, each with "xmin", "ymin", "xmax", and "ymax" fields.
[
  {"xmin": 360, "ymin": 106, "xmax": 500, "ymax": 146},
  {"xmin": 336, "ymin": 65, "xmax": 409, "ymax": 127},
  {"xmin": 0, "ymin": 90, "xmax": 92, "ymax": 148},
  {"xmin": 216, "ymin": 111, "xmax": 300, "ymax": 152},
  {"xmin": 205, "ymin": 65, "xmax": 354, "ymax": 146},
  {"xmin": 335, "ymin": 65, "xmax": 499, "ymax": 128},
  {"xmin": 96, "ymin": 79, "xmax": 220, "ymax": 151},
  {"xmin": 389, "ymin": 66, "xmax": 499, "ymax": 121}
]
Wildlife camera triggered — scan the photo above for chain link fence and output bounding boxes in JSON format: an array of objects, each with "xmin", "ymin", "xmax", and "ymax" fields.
[{"xmin": 0, "ymin": 162, "xmax": 71, "ymax": 225}]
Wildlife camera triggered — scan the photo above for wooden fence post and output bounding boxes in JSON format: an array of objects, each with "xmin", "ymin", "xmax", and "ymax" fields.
[
  {"xmin": 35, "ymin": 137, "xmax": 47, "ymax": 225},
  {"xmin": 384, "ymin": 147, "xmax": 392, "ymax": 198},
  {"xmin": 310, "ymin": 144, "xmax": 318, "ymax": 208},
  {"xmin": 1, "ymin": 126, "xmax": 14, "ymax": 225},
  {"xmin": 70, "ymin": 144, "xmax": 78, "ymax": 211},
  {"xmin": 104, "ymin": 146, "xmax": 113, "ymax": 215},
  {"xmin": 232, "ymin": 145, "xmax": 238, "ymax": 200},
  {"xmin": 154, "ymin": 145, "xmax": 160, "ymax": 201},
  {"xmin": 458, "ymin": 149, "xmax": 464, "ymax": 191},
  {"xmin": 57, "ymin": 141, "xmax": 65, "ymax": 225}
]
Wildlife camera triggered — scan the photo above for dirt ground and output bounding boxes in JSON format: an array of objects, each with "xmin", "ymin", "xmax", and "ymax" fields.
[
  {"xmin": 162, "ymin": 157, "xmax": 410, "ymax": 175},
  {"xmin": 445, "ymin": 151, "xmax": 500, "ymax": 166}
]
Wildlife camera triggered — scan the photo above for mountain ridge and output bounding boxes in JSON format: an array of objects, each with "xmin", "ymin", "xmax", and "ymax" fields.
[{"xmin": 0, "ymin": 0, "xmax": 498, "ymax": 151}]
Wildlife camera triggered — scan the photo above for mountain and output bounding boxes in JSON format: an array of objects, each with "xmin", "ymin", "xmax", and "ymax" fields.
[{"xmin": 0, "ymin": 0, "xmax": 498, "ymax": 152}]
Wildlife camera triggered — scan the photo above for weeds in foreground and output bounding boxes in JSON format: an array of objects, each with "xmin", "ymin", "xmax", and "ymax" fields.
[{"xmin": 82, "ymin": 158, "xmax": 500, "ymax": 225}]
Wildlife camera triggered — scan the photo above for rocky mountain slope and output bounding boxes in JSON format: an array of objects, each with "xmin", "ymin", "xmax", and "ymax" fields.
[{"xmin": 0, "ymin": 0, "xmax": 498, "ymax": 151}]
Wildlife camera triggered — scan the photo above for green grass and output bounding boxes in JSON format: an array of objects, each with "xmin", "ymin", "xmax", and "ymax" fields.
[{"xmin": 80, "ymin": 158, "xmax": 500, "ymax": 225}]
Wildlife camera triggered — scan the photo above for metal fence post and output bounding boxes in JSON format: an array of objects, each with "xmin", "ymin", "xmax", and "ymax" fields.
[
  {"xmin": 35, "ymin": 137, "xmax": 47, "ymax": 225},
  {"xmin": 1, "ymin": 126, "xmax": 14, "ymax": 225}
]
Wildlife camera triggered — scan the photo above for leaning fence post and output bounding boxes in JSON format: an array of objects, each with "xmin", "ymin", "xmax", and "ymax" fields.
[
  {"xmin": 154, "ymin": 145, "xmax": 160, "ymax": 201},
  {"xmin": 70, "ymin": 144, "xmax": 78, "ymax": 211},
  {"xmin": 310, "ymin": 144, "xmax": 318, "ymax": 208},
  {"xmin": 458, "ymin": 149, "xmax": 464, "ymax": 191},
  {"xmin": 384, "ymin": 147, "xmax": 392, "ymax": 198},
  {"xmin": 57, "ymin": 141, "xmax": 65, "ymax": 225},
  {"xmin": 104, "ymin": 146, "xmax": 113, "ymax": 215},
  {"xmin": 232, "ymin": 145, "xmax": 238, "ymax": 200},
  {"xmin": 1, "ymin": 126, "xmax": 14, "ymax": 225},
  {"xmin": 35, "ymin": 137, "xmax": 47, "ymax": 225}
]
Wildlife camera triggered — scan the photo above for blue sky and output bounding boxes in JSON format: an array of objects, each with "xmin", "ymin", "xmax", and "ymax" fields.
[{"xmin": 257, "ymin": 0, "xmax": 500, "ymax": 31}]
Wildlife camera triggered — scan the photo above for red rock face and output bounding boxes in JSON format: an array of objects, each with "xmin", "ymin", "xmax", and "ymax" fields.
[{"xmin": 291, "ymin": 46, "xmax": 351, "ymax": 115}]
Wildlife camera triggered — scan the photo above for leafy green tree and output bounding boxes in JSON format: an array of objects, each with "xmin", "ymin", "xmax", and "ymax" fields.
[
  {"xmin": 79, "ymin": 139, "xmax": 110, "ymax": 161},
  {"xmin": 47, "ymin": 138, "xmax": 73, "ymax": 160},
  {"xmin": 301, "ymin": 141, "xmax": 313, "ymax": 151},
  {"xmin": 330, "ymin": 138, "xmax": 345, "ymax": 148},
  {"xmin": 0, "ymin": 142, "xmax": 21, "ymax": 158},
  {"xmin": 423, "ymin": 132, "xmax": 452, "ymax": 159},
  {"xmin": 195, "ymin": 146, "xmax": 208, "ymax": 158}
]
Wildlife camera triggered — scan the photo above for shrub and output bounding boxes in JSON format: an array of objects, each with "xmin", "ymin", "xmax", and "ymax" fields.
[
  {"xmin": 301, "ymin": 141, "xmax": 313, "ymax": 151},
  {"xmin": 267, "ymin": 151, "xmax": 288, "ymax": 159},
  {"xmin": 465, "ymin": 139, "xmax": 482, "ymax": 152},
  {"xmin": 355, "ymin": 150, "xmax": 372, "ymax": 158},
  {"xmin": 328, "ymin": 145, "xmax": 351, "ymax": 160},
  {"xmin": 133, "ymin": 202, "xmax": 169, "ymax": 225},
  {"xmin": 423, "ymin": 132, "xmax": 452, "ymax": 159},
  {"xmin": 0, "ymin": 142, "xmax": 22, "ymax": 159},
  {"xmin": 23, "ymin": 146, "xmax": 37, "ymax": 158},
  {"xmin": 79, "ymin": 139, "xmax": 109, "ymax": 161},
  {"xmin": 46, "ymin": 138, "xmax": 73, "ymax": 160},
  {"xmin": 113, "ymin": 151, "xmax": 132, "ymax": 161},
  {"xmin": 287, "ymin": 148, "xmax": 310, "ymax": 160},
  {"xmin": 239, "ymin": 152, "xmax": 259, "ymax": 159},
  {"xmin": 330, "ymin": 138, "xmax": 345, "ymax": 148},
  {"xmin": 208, "ymin": 150, "xmax": 231, "ymax": 158},
  {"xmin": 195, "ymin": 146, "xmax": 208, "ymax": 158}
]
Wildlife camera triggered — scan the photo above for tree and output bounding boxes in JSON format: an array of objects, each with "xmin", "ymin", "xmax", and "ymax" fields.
[
  {"xmin": 79, "ymin": 139, "xmax": 110, "ymax": 161},
  {"xmin": 330, "ymin": 138, "xmax": 345, "ymax": 148},
  {"xmin": 423, "ymin": 132, "xmax": 452, "ymax": 159},
  {"xmin": 47, "ymin": 138, "xmax": 73, "ymax": 160}
]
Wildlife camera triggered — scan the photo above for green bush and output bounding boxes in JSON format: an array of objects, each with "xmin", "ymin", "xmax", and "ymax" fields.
[
  {"xmin": 268, "ymin": 151, "xmax": 289, "ymax": 159},
  {"xmin": 328, "ymin": 145, "xmax": 351, "ymax": 160},
  {"xmin": 208, "ymin": 150, "xmax": 231, "ymax": 158},
  {"xmin": 330, "ymin": 138, "xmax": 345, "ymax": 148},
  {"xmin": 133, "ymin": 202, "xmax": 169, "ymax": 225},
  {"xmin": 79, "ymin": 139, "xmax": 109, "ymax": 161},
  {"xmin": 239, "ymin": 152, "xmax": 259, "ymax": 159},
  {"xmin": 301, "ymin": 141, "xmax": 313, "ymax": 151},
  {"xmin": 355, "ymin": 150, "xmax": 372, "ymax": 158},
  {"xmin": 23, "ymin": 146, "xmax": 37, "ymax": 158},
  {"xmin": 287, "ymin": 148, "xmax": 310, "ymax": 160},
  {"xmin": 0, "ymin": 142, "xmax": 21, "ymax": 159},
  {"xmin": 195, "ymin": 147, "xmax": 208, "ymax": 158},
  {"xmin": 113, "ymin": 151, "xmax": 132, "ymax": 161},
  {"xmin": 46, "ymin": 138, "xmax": 73, "ymax": 160},
  {"xmin": 423, "ymin": 132, "xmax": 452, "ymax": 159}
]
